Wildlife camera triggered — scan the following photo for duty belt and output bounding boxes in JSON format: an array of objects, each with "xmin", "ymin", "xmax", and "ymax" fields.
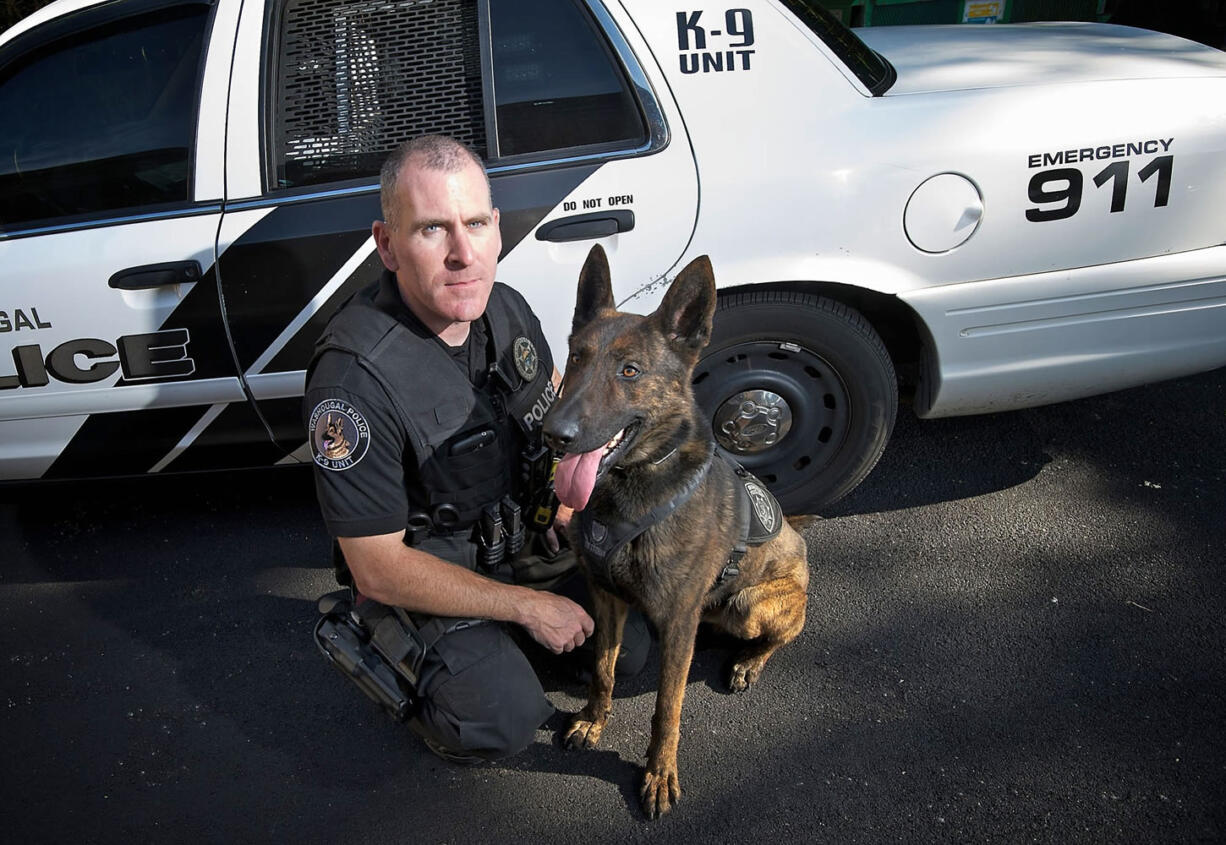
[{"xmin": 405, "ymin": 496, "xmax": 527, "ymax": 570}]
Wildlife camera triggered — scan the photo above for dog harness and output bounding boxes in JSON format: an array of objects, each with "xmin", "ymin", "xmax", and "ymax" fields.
[{"xmin": 576, "ymin": 449, "xmax": 784, "ymax": 600}]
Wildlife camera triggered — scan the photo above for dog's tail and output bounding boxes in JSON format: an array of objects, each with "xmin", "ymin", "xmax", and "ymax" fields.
[{"xmin": 785, "ymin": 514, "xmax": 821, "ymax": 531}]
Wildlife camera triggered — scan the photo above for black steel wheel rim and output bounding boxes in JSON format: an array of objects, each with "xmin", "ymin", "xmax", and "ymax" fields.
[{"xmin": 692, "ymin": 340, "xmax": 851, "ymax": 491}]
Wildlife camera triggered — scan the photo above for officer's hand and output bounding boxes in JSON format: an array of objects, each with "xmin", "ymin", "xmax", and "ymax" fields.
[
  {"xmin": 522, "ymin": 591, "xmax": 594, "ymax": 654},
  {"xmin": 553, "ymin": 504, "xmax": 574, "ymax": 535},
  {"xmin": 544, "ymin": 527, "xmax": 562, "ymax": 555},
  {"xmin": 545, "ymin": 505, "xmax": 574, "ymax": 554}
]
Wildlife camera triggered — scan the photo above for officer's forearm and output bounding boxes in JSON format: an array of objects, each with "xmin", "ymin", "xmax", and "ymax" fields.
[{"xmin": 338, "ymin": 533, "xmax": 536, "ymax": 624}]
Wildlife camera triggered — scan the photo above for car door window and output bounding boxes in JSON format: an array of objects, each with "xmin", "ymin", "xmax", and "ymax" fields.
[
  {"xmin": 0, "ymin": 4, "xmax": 209, "ymax": 230},
  {"xmin": 271, "ymin": 0, "xmax": 486, "ymax": 191},
  {"xmin": 268, "ymin": 0, "xmax": 646, "ymax": 191},
  {"xmin": 488, "ymin": 0, "xmax": 645, "ymax": 158}
]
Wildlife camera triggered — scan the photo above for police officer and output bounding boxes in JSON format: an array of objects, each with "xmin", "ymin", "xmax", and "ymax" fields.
[{"xmin": 305, "ymin": 135, "xmax": 646, "ymax": 764}]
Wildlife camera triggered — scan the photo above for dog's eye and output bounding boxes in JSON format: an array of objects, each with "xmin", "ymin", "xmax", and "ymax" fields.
[{"xmin": 619, "ymin": 363, "xmax": 641, "ymax": 380}]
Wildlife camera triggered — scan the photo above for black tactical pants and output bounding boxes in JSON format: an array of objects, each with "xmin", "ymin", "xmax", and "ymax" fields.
[{"xmin": 388, "ymin": 538, "xmax": 651, "ymax": 761}]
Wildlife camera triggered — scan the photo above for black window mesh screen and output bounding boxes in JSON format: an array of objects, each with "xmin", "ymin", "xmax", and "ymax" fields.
[{"xmin": 274, "ymin": 0, "xmax": 485, "ymax": 190}]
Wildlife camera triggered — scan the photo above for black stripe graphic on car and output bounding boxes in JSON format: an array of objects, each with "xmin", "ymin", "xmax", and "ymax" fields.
[
  {"xmin": 257, "ymin": 164, "xmax": 603, "ymax": 377},
  {"xmin": 241, "ymin": 164, "xmax": 604, "ymax": 461},
  {"xmin": 216, "ymin": 194, "xmax": 382, "ymax": 374},
  {"xmin": 41, "ymin": 404, "xmax": 220, "ymax": 479},
  {"xmin": 53, "ymin": 161, "xmax": 606, "ymax": 478},
  {"xmin": 154, "ymin": 400, "xmax": 292, "ymax": 474}
]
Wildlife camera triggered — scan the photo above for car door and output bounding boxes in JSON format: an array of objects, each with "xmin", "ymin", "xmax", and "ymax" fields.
[
  {"xmin": 212, "ymin": 0, "xmax": 698, "ymax": 461},
  {"xmin": 0, "ymin": 0, "xmax": 253, "ymax": 480}
]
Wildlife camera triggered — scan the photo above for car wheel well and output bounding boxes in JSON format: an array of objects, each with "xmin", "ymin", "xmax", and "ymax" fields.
[
  {"xmin": 698, "ymin": 284, "xmax": 901, "ymax": 511},
  {"xmin": 718, "ymin": 280, "xmax": 925, "ymax": 397}
]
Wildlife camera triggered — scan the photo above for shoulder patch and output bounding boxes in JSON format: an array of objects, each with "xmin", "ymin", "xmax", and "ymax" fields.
[{"xmin": 309, "ymin": 399, "xmax": 371, "ymax": 471}]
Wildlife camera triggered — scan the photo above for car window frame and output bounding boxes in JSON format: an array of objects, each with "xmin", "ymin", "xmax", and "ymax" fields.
[
  {"xmin": 0, "ymin": 0, "xmax": 220, "ymax": 240},
  {"xmin": 256, "ymin": 0, "xmax": 669, "ymax": 204},
  {"xmin": 479, "ymin": 0, "xmax": 661, "ymax": 166}
]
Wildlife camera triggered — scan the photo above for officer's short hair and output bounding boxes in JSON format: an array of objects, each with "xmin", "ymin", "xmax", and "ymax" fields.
[{"xmin": 380, "ymin": 135, "xmax": 493, "ymax": 228}]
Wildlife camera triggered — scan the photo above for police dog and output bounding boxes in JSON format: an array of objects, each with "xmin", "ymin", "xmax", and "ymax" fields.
[{"xmin": 543, "ymin": 245, "xmax": 809, "ymax": 819}]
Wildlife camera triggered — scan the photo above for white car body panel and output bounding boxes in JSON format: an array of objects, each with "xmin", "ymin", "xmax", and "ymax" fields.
[
  {"xmin": 903, "ymin": 246, "xmax": 1226, "ymax": 414},
  {"xmin": 487, "ymin": 0, "xmax": 700, "ymax": 366},
  {"xmin": 2, "ymin": 0, "xmax": 1224, "ymax": 485},
  {"xmin": 0, "ymin": 0, "xmax": 239, "ymax": 478},
  {"xmin": 224, "ymin": 0, "xmax": 269, "ymax": 200},
  {"xmin": 859, "ymin": 22, "xmax": 1226, "ymax": 94},
  {"xmin": 619, "ymin": 2, "xmax": 1226, "ymax": 416}
]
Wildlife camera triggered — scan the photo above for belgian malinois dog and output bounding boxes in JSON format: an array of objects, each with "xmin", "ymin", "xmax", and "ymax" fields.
[{"xmin": 543, "ymin": 245, "xmax": 809, "ymax": 819}]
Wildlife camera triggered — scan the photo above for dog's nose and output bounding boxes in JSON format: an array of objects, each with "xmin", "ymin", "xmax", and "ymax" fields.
[{"xmin": 542, "ymin": 417, "xmax": 578, "ymax": 452}]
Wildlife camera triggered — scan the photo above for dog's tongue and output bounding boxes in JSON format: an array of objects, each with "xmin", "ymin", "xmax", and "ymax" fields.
[{"xmin": 554, "ymin": 448, "xmax": 604, "ymax": 511}]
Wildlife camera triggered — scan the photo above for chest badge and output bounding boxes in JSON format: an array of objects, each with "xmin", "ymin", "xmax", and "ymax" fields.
[{"xmin": 513, "ymin": 336, "xmax": 539, "ymax": 381}]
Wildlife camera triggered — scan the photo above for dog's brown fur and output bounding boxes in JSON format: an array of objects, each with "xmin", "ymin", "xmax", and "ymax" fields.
[{"xmin": 543, "ymin": 245, "xmax": 809, "ymax": 819}]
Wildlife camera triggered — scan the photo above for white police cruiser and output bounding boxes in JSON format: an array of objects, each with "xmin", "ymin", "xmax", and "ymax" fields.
[{"xmin": 3, "ymin": 0, "xmax": 1225, "ymax": 510}]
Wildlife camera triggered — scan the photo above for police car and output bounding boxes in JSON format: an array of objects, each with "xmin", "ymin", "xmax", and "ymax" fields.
[{"xmin": 3, "ymin": 0, "xmax": 1225, "ymax": 511}]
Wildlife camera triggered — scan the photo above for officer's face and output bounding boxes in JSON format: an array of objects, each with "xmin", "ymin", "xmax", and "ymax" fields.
[{"xmin": 373, "ymin": 157, "xmax": 501, "ymax": 343}]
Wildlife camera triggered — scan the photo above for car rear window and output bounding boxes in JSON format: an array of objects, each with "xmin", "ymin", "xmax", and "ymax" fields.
[{"xmin": 269, "ymin": 0, "xmax": 647, "ymax": 190}]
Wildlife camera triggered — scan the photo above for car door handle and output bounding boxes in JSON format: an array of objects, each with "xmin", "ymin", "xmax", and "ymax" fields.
[
  {"xmin": 535, "ymin": 210, "xmax": 635, "ymax": 242},
  {"xmin": 108, "ymin": 260, "xmax": 202, "ymax": 290}
]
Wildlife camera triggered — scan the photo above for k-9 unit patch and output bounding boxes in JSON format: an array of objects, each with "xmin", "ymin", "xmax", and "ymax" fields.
[{"xmin": 309, "ymin": 399, "xmax": 371, "ymax": 471}]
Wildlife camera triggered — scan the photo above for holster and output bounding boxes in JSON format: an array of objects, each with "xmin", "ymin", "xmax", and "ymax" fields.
[
  {"xmin": 314, "ymin": 591, "xmax": 426, "ymax": 721},
  {"xmin": 314, "ymin": 591, "xmax": 488, "ymax": 720}
]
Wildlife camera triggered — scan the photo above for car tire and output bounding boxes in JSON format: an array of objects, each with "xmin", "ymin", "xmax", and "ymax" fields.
[{"xmin": 692, "ymin": 290, "xmax": 898, "ymax": 513}]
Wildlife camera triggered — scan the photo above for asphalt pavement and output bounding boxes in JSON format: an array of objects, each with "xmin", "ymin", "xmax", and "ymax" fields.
[{"xmin": 3, "ymin": 368, "xmax": 1224, "ymax": 843}]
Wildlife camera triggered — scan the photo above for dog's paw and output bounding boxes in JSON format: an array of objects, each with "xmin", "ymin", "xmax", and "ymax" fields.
[
  {"xmin": 728, "ymin": 661, "xmax": 761, "ymax": 693},
  {"xmin": 563, "ymin": 717, "xmax": 606, "ymax": 750},
  {"xmin": 640, "ymin": 766, "xmax": 681, "ymax": 819}
]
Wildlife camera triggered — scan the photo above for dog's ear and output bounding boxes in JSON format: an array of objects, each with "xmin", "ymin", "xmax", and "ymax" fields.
[
  {"xmin": 654, "ymin": 254, "xmax": 716, "ymax": 351},
  {"xmin": 572, "ymin": 244, "xmax": 616, "ymax": 335}
]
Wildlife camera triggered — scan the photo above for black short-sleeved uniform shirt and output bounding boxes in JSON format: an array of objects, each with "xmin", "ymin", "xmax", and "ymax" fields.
[{"xmin": 304, "ymin": 270, "xmax": 552, "ymax": 541}]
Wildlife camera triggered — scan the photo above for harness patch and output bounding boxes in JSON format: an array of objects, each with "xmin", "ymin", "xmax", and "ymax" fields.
[
  {"xmin": 310, "ymin": 398, "xmax": 371, "ymax": 471},
  {"xmin": 743, "ymin": 478, "xmax": 779, "ymax": 535}
]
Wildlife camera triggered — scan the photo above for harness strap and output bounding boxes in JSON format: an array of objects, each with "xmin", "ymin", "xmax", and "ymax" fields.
[
  {"xmin": 714, "ymin": 460, "xmax": 784, "ymax": 588},
  {"xmin": 576, "ymin": 447, "xmax": 785, "ymax": 597},
  {"xmin": 577, "ymin": 447, "xmax": 715, "ymax": 598}
]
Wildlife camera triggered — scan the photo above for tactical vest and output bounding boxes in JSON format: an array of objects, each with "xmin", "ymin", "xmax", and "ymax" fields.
[{"xmin": 308, "ymin": 274, "xmax": 558, "ymax": 530}]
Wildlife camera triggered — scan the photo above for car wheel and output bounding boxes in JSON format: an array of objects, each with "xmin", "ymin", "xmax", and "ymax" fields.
[{"xmin": 692, "ymin": 290, "xmax": 898, "ymax": 513}]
